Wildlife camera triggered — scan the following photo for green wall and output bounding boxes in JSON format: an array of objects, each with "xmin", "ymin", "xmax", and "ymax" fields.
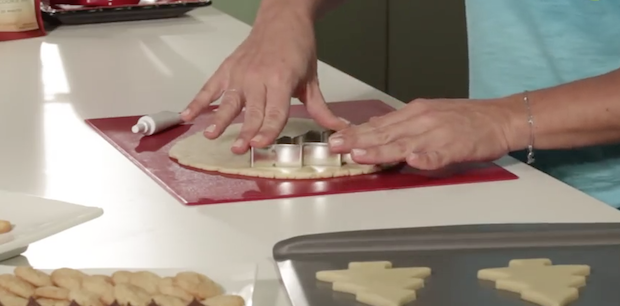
[
  {"xmin": 212, "ymin": 0, "xmax": 468, "ymax": 101},
  {"xmin": 387, "ymin": 0, "xmax": 468, "ymax": 100},
  {"xmin": 315, "ymin": 0, "xmax": 387, "ymax": 92},
  {"xmin": 212, "ymin": 0, "xmax": 261, "ymax": 25}
]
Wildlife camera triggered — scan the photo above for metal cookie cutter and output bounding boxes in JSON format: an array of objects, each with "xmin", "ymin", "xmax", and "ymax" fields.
[{"xmin": 250, "ymin": 130, "xmax": 343, "ymax": 168}]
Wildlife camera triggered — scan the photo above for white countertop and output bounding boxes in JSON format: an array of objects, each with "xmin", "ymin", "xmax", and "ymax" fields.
[{"xmin": 1, "ymin": 6, "xmax": 620, "ymax": 306}]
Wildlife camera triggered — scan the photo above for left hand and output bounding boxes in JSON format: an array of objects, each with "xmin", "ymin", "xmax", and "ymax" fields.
[{"xmin": 327, "ymin": 98, "xmax": 517, "ymax": 170}]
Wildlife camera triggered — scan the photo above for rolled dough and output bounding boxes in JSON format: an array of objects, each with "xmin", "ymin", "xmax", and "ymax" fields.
[
  {"xmin": 169, "ymin": 118, "xmax": 384, "ymax": 179},
  {"xmin": 477, "ymin": 258, "xmax": 590, "ymax": 306}
]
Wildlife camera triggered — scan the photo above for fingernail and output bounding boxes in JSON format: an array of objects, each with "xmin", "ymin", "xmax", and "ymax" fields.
[
  {"xmin": 181, "ymin": 109, "xmax": 190, "ymax": 117},
  {"xmin": 251, "ymin": 135, "xmax": 263, "ymax": 144},
  {"xmin": 205, "ymin": 124, "xmax": 216, "ymax": 133},
  {"xmin": 352, "ymin": 149, "xmax": 366, "ymax": 156},
  {"xmin": 232, "ymin": 139, "xmax": 244, "ymax": 148},
  {"xmin": 329, "ymin": 137, "xmax": 343, "ymax": 147},
  {"xmin": 339, "ymin": 117, "xmax": 351, "ymax": 125}
]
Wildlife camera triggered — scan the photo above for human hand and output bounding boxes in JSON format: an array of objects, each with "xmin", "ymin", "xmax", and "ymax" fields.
[
  {"xmin": 327, "ymin": 98, "xmax": 518, "ymax": 170},
  {"xmin": 180, "ymin": 10, "xmax": 347, "ymax": 154}
]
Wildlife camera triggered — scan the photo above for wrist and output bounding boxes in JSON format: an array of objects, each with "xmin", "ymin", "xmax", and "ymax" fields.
[
  {"xmin": 496, "ymin": 93, "xmax": 532, "ymax": 153},
  {"xmin": 254, "ymin": 0, "xmax": 315, "ymax": 28}
]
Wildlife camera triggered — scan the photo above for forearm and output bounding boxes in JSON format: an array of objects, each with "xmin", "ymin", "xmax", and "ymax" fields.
[
  {"xmin": 503, "ymin": 68, "xmax": 620, "ymax": 151},
  {"xmin": 255, "ymin": 0, "xmax": 345, "ymax": 26}
]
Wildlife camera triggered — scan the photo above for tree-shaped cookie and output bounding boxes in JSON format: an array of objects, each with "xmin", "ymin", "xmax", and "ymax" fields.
[
  {"xmin": 478, "ymin": 258, "xmax": 590, "ymax": 306},
  {"xmin": 316, "ymin": 261, "xmax": 431, "ymax": 306}
]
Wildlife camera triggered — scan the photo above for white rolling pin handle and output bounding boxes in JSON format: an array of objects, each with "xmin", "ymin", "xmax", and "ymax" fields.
[{"xmin": 131, "ymin": 111, "xmax": 183, "ymax": 136}]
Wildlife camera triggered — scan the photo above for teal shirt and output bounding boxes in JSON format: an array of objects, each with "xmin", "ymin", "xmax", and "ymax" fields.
[{"xmin": 465, "ymin": 0, "xmax": 620, "ymax": 207}]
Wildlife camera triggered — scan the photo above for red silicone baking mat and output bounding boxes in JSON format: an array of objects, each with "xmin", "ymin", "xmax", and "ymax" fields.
[{"xmin": 85, "ymin": 100, "xmax": 518, "ymax": 205}]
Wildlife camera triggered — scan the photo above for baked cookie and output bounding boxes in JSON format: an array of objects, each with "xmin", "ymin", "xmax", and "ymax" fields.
[
  {"xmin": 82, "ymin": 275, "xmax": 115, "ymax": 305},
  {"xmin": 202, "ymin": 295, "xmax": 245, "ymax": 306},
  {"xmin": 34, "ymin": 286, "xmax": 70, "ymax": 300},
  {"xmin": 114, "ymin": 283, "xmax": 151, "ymax": 306},
  {"xmin": 129, "ymin": 271, "xmax": 161, "ymax": 295},
  {"xmin": 14, "ymin": 267, "xmax": 53, "ymax": 287},
  {"xmin": 0, "ymin": 274, "xmax": 35, "ymax": 298},
  {"xmin": 0, "ymin": 286, "xmax": 14, "ymax": 296},
  {"xmin": 0, "ymin": 220, "xmax": 11, "ymax": 234},
  {"xmin": 0, "ymin": 294, "xmax": 28, "ymax": 306},
  {"xmin": 152, "ymin": 294, "xmax": 187, "ymax": 306},
  {"xmin": 51, "ymin": 268, "xmax": 86, "ymax": 291},
  {"xmin": 157, "ymin": 277, "xmax": 193, "ymax": 302},
  {"xmin": 36, "ymin": 298, "xmax": 71, "ymax": 306},
  {"xmin": 111, "ymin": 271, "xmax": 133, "ymax": 285},
  {"xmin": 173, "ymin": 272, "xmax": 222, "ymax": 300},
  {"xmin": 69, "ymin": 289, "xmax": 103, "ymax": 306},
  {"xmin": 88, "ymin": 275, "xmax": 112, "ymax": 285}
]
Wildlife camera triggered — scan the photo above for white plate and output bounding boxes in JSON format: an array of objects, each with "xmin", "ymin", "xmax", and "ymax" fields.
[
  {"xmin": 0, "ymin": 190, "xmax": 104, "ymax": 261},
  {"xmin": 0, "ymin": 264, "xmax": 257, "ymax": 306}
]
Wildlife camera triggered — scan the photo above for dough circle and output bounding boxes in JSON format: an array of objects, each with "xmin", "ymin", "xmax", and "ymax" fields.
[{"xmin": 169, "ymin": 118, "xmax": 384, "ymax": 179}]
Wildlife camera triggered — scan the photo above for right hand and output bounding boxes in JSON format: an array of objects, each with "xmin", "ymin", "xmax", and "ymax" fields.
[{"xmin": 180, "ymin": 8, "xmax": 349, "ymax": 154}]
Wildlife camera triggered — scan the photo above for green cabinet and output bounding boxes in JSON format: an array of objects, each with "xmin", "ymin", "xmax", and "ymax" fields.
[
  {"xmin": 211, "ymin": 0, "xmax": 468, "ymax": 101},
  {"xmin": 387, "ymin": 0, "xmax": 468, "ymax": 101},
  {"xmin": 212, "ymin": 0, "xmax": 388, "ymax": 92},
  {"xmin": 212, "ymin": 0, "xmax": 261, "ymax": 24},
  {"xmin": 315, "ymin": 1, "xmax": 387, "ymax": 92}
]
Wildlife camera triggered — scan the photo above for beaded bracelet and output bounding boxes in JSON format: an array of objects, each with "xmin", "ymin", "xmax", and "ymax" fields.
[{"xmin": 523, "ymin": 90, "xmax": 535, "ymax": 164}]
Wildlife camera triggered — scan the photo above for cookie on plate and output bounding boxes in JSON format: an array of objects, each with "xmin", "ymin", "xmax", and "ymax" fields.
[
  {"xmin": 0, "ymin": 274, "xmax": 35, "ymax": 298},
  {"xmin": 0, "ymin": 220, "xmax": 11, "ymax": 234},
  {"xmin": 203, "ymin": 295, "xmax": 245, "ymax": 306},
  {"xmin": 14, "ymin": 267, "xmax": 53, "ymax": 287},
  {"xmin": 174, "ymin": 272, "xmax": 222, "ymax": 300}
]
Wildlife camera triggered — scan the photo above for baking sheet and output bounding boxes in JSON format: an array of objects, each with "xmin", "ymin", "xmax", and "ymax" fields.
[
  {"xmin": 85, "ymin": 100, "xmax": 517, "ymax": 206},
  {"xmin": 273, "ymin": 223, "xmax": 620, "ymax": 306}
]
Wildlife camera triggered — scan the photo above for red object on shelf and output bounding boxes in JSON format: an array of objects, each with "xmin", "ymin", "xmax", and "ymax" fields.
[
  {"xmin": 0, "ymin": 0, "xmax": 46, "ymax": 42},
  {"xmin": 49, "ymin": 0, "xmax": 139, "ymax": 6},
  {"xmin": 85, "ymin": 100, "xmax": 518, "ymax": 205}
]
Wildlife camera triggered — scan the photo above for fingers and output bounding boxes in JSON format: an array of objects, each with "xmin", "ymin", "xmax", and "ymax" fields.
[
  {"xmin": 251, "ymin": 88, "xmax": 291, "ymax": 148},
  {"xmin": 232, "ymin": 84, "xmax": 267, "ymax": 154},
  {"xmin": 330, "ymin": 121, "xmax": 407, "ymax": 152},
  {"xmin": 348, "ymin": 131, "xmax": 448, "ymax": 170},
  {"xmin": 339, "ymin": 111, "xmax": 406, "ymax": 136},
  {"xmin": 329, "ymin": 120, "xmax": 420, "ymax": 154},
  {"xmin": 406, "ymin": 151, "xmax": 449, "ymax": 170},
  {"xmin": 336, "ymin": 100, "xmax": 430, "ymax": 136},
  {"xmin": 182, "ymin": 75, "xmax": 224, "ymax": 122},
  {"xmin": 203, "ymin": 90, "xmax": 243, "ymax": 139},
  {"xmin": 304, "ymin": 81, "xmax": 350, "ymax": 131},
  {"xmin": 327, "ymin": 111, "xmax": 411, "ymax": 154},
  {"xmin": 351, "ymin": 137, "xmax": 450, "ymax": 171},
  {"xmin": 350, "ymin": 138, "xmax": 414, "ymax": 164}
]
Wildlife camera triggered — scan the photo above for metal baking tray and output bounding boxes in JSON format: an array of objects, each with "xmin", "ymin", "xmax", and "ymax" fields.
[{"xmin": 273, "ymin": 223, "xmax": 620, "ymax": 306}]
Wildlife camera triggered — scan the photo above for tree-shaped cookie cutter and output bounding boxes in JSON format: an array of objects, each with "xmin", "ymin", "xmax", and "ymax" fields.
[{"xmin": 250, "ymin": 130, "xmax": 345, "ymax": 168}]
